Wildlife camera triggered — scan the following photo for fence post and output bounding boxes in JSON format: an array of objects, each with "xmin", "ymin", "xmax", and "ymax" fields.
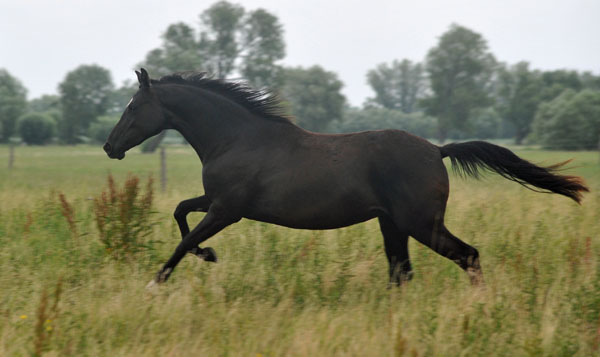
[
  {"xmin": 160, "ymin": 146, "xmax": 167, "ymax": 193},
  {"xmin": 8, "ymin": 144, "xmax": 14, "ymax": 170}
]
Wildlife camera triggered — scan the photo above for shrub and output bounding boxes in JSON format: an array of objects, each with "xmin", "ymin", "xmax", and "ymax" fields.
[
  {"xmin": 18, "ymin": 112, "xmax": 55, "ymax": 145},
  {"xmin": 93, "ymin": 174, "xmax": 157, "ymax": 260},
  {"xmin": 531, "ymin": 89, "xmax": 600, "ymax": 150},
  {"xmin": 331, "ymin": 107, "xmax": 437, "ymax": 138}
]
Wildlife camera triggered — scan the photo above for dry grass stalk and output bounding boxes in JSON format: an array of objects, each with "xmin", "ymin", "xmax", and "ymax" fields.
[
  {"xmin": 33, "ymin": 278, "xmax": 62, "ymax": 356},
  {"xmin": 58, "ymin": 193, "xmax": 78, "ymax": 238}
]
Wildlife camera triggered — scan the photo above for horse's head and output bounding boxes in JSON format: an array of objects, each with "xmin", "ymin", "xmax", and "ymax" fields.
[{"xmin": 104, "ymin": 68, "xmax": 167, "ymax": 160}]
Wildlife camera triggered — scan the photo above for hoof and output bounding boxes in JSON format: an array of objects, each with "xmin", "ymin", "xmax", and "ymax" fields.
[
  {"xmin": 466, "ymin": 257, "xmax": 485, "ymax": 286},
  {"xmin": 153, "ymin": 267, "xmax": 172, "ymax": 284},
  {"xmin": 198, "ymin": 247, "xmax": 218, "ymax": 263},
  {"xmin": 467, "ymin": 267, "xmax": 485, "ymax": 286},
  {"xmin": 401, "ymin": 270, "xmax": 414, "ymax": 281},
  {"xmin": 145, "ymin": 279, "xmax": 159, "ymax": 291},
  {"xmin": 388, "ymin": 270, "xmax": 414, "ymax": 288}
]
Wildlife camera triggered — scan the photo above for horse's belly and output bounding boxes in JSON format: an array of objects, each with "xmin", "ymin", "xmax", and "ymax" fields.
[
  {"xmin": 242, "ymin": 188, "xmax": 382, "ymax": 230},
  {"xmin": 244, "ymin": 209, "xmax": 378, "ymax": 230}
]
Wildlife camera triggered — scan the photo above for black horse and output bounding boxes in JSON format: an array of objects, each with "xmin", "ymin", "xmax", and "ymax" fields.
[{"xmin": 104, "ymin": 69, "xmax": 588, "ymax": 287}]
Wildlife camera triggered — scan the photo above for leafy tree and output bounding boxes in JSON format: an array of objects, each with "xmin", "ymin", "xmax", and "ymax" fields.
[
  {"xmin": 422, "ymin": 24, "xmax": 496, "ymax": 143},
  {"xmin": 538, "ymin": 70, "xmax": 582, "ymax": 102},
  {"xmin": 18, "ymin": 112, "xmax": 55, "ymax": 145},
  {"xmin": 240, "ymin": 9, "xmax": 286, "ymax": 88},
  {"xmin": 580, "ymin": 71, "xmax": 600, "ymax": 91},
  {"xmin": 496, "ymin": 62, "xmax": 542, "ymax": 144},
  {"xmin": 143, "ymin": 23, "xmax": 204, "ymax": 77},
  {"xmin": 281, "ymin": 66, "xmax": 346, "ymax": 132},
  {"xmin": 140, "ymin": 1, "xmax": 285, "ymax": 88},
  {"xmin": 366, "ymin": 59, "xmax": 425, "ymax": 113},
  {"xmin": 29, "ymin": 94, "xmax": 60, "ymax": 113},
  {"xmin": 0, "ymin": 69, "xmax": 28, "ymax": 142},
  {"xmin": 469, "ymin": 107, "xmax": 502, "ymax": 139},
  {"xmin": 58, "ymin": 64, "xmax": 114, "ymax": 144},
  {"xmin": 531, "ymin": 89, "xmax": 600, "ymax": 150},
  {"xmin": 199, "ymin": 1, "xmax": 245, "ymax": 78}
]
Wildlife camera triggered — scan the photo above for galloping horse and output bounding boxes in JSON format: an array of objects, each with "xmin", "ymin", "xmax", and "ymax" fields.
[{"xmin": 104, "ymin": 69, "xmax": 588, "ymax": 287}]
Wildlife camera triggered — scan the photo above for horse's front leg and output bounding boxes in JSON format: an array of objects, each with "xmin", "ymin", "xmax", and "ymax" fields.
[
  {"xmin": 174, "ymin": 195, "xmax": 211, "ymax": 237},
  {"xmin": 173, "ymin": 195, "xmax": 217, "ymax": 261},
  {"xmin": 150, "ymin": 205, "xmax": 239, "ymax": 286}
]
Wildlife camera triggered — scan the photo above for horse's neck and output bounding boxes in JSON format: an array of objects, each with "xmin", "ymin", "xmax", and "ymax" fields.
[{"xmin": 158, "ymin": 85, "xmax": 258, "ymax": 162}]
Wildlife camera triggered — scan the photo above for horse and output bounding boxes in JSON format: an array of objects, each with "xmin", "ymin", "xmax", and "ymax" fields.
[{"xmin": 104, "ymin": 68, "xmax": 588, "ymax": 287}]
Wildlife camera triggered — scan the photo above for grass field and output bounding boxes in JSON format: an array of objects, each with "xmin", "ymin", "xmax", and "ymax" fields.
[{"xmin": 1, "ymin": 144, "xmax": 599, "ymax": 356}]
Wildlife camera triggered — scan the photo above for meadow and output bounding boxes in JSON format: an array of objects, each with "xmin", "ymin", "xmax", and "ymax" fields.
[{"xmin": 0, "ymin": 144, "xmax": 599, "ymax": 356}]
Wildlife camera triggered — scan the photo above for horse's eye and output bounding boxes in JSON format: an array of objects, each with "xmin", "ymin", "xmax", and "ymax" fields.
[{"xmin": 128, "ymin": 105, "xmax": 135, "ymax": 112}]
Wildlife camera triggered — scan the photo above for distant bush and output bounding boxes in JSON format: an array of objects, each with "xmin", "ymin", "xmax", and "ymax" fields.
[
  {"xmin": 330, "ymin": 107, "xmax": 437, "ymax": 138},
  {"xmin": 93, "ymin": 174, "xmax": 157, "ymax": 261},
  {"xmin": 88, "ymin": 115, "xmax": 118, "ymax": 144},
  {"xmin": 531, "ymin": 89, "xmax": 600, "ymax": 150},
  {"xmin": 18, "ymin": 112, "xmax": 56, "ymax": 145}
]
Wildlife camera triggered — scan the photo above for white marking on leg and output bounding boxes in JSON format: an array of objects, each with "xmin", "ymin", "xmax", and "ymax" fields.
[{"xmin": 146, "ymin": 279, "xmax": 158, "ymax": 290}]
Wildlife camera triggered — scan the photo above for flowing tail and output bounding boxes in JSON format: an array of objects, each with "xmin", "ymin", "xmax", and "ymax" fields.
[{"xmin": 439, "ymin": 141, "xmax": 589, "ymax": 203}]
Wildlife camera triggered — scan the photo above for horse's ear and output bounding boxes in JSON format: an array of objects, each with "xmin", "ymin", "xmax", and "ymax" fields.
[{"xmin": 136, "ymin": 68, "xmax": 151, "ymax": 88}]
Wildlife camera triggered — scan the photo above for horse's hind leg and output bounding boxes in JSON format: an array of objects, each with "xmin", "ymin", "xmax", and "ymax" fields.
[
  {"xmin": 378, "ymin": 215, "xmax": 413, "ymax": 285},
  {"xmin": 411, "ymin": 219, "xmax": 483, "ymax": 285}
]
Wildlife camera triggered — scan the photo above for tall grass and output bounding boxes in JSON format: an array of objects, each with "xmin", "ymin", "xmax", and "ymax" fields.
[{"xmin": 0, "ymin": 145, "xmax": 598, "ymax": 355}]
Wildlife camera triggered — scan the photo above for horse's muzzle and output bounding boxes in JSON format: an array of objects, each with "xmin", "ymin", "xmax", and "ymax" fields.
[{"xmin": 103, "ymin": 142, "xmax": 125, "ymax": 160}]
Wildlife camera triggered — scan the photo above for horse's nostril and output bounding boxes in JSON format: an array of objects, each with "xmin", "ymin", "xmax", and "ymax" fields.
[{"xmin": 103, "ymin": 142, "xmax": 112, "ymax": 154}]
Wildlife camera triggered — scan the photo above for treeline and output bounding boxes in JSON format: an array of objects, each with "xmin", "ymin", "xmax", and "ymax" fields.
[{"xmin": 1, "ymin": 1, "xmax": 599, "ymax": 149}]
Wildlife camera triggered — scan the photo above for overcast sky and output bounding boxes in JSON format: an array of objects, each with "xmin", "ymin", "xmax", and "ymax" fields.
[{"xmin": 1, "ymin": 0, "xmax": 599, "ymax": 106}]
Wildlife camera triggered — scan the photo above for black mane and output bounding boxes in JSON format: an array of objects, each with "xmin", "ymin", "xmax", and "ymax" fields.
[{"xmin": 152, "ymin": 72, "xmax": 292, "ymax": 124}]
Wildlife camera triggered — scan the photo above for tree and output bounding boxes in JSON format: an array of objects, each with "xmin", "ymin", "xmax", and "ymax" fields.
[
  {"xmin": 496, "ymin": 62, "xmax": 542, "ymax": 144},
  {"xmin": 580, "ymin": 71, "xmax": 600, "ymax": 91},
  {"xmin": 281, "ymin": 66, "xmax": 346, "ymax": 132},
  {"xmin": 58, "ymin": 64, "xmax": 114, "ymax": 144},
  {"xmin": 240, "ymin": 9, "xmax": 286, "ymax": 88},
  {"xmin": 199, "ymin": 1, "xmax": 245, "ymax": 78},
  {"xmin": 538, "ymin": 70, "xmax": 582, "ymax": 102},
  {"xmin": 531, "ymin": 89, "xmax": 600, "ymax": 150},
  {"xmin": 143, "ymin": 23, "xmax": 205, "ymax": 77},
  {"xmin": 140, "ymin": 1, "xmax": 285, "ymax": 88},
  {"xmin": 29, "ymin": 94, "xmax": 60, "ymax": 113},
  {"xmin": 422, "ymin": 24, "xmax": 496, "ymax": 143},
  {"xmin": 18, "ymin": 112, "xmax": 55, "ymax": 145},
  {"xmin": 366, "ymin": 59, "xmax": 425, "ymax": 113},
  {"xmin": 469, "ymin": 107, "xmax": 502, "ymax": 139},
  {"xmin": 0, "ymin": 69, "xmax": 28, "ymax": 142}
]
